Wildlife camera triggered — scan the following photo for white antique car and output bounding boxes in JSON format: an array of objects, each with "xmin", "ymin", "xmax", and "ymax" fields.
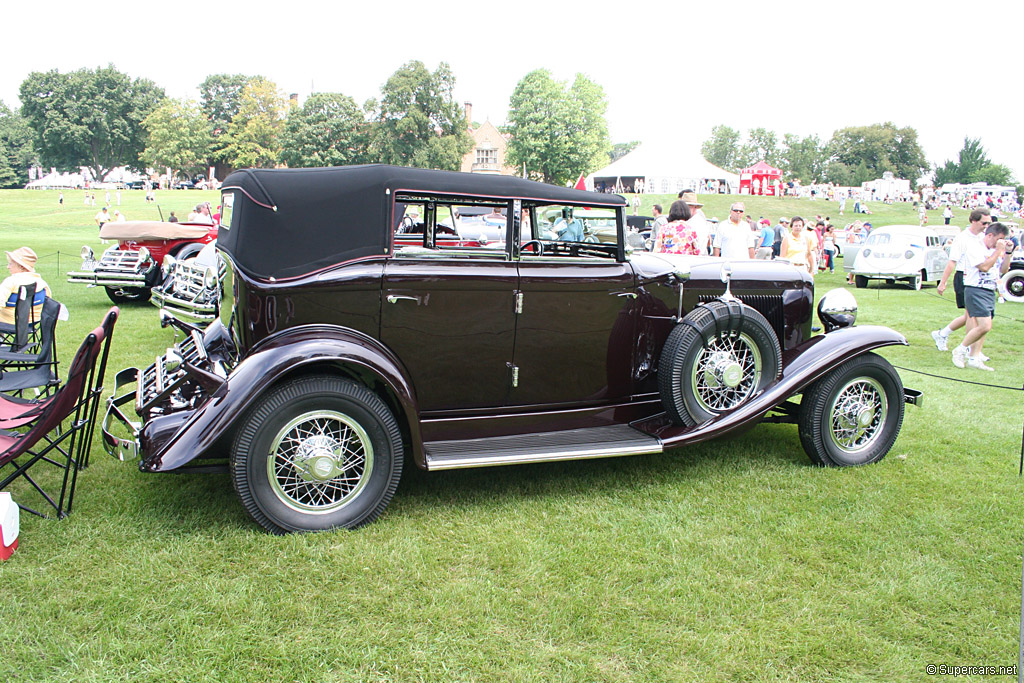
[{"xmin": 850, "ymin": 225, "xmax": 948, "ymax": 290}]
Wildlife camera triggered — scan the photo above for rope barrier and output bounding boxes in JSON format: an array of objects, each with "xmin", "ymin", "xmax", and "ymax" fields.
[{"xmin": 892, "ymin": 364, "xmax": 1024, "ymax": 392}]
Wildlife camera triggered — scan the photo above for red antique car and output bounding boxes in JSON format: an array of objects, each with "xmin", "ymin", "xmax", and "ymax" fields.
[
  {"xmin": 67, "ymin": 221, "xmax": 217, "ymax": 303},
  {"xmin": 103, "ymin": 165, "xmax": 920, "ymax": 534}
]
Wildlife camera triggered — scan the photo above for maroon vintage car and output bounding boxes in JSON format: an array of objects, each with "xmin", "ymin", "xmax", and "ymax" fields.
[
  {"xmin": 103, "ymin": 165, "xmax": 920, "ymax": 534},
  {"xmin": 67, "ymin": 221, "xmax": 218, "ymax": 303}
]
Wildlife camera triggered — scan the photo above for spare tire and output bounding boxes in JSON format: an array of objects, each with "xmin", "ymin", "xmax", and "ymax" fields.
[
  {"xmin": 658, "ymin": 300, "xmax": 782, "ymax": 426},
  {"xmin": 1000, "ymin": 268, "xmax": 1024, "ymax": 303}
]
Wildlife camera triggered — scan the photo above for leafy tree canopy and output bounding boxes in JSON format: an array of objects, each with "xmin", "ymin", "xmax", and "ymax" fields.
[
  {"xmin": 933, "ymin": 137, "xmax": 1015, "ymax": 187},
  {"xmin": 610, "ymin": 140, "xmax": 640, "ymax": 163},
  {"xmin": 701, "ymin": 125, "xmax": 742, "ymax": 172},
  {"xmin": 0, "ymin": 100, "xmax": 36, "ymax": 189},
  {"xmin": 141, "ymin": 98, "xmax": 212, "ymax": 179},
  {"xmin": 778, "ymin": 133, "xmax": 824, "ymax": 184},
  {"xmin": 505, "ymin": 69, "xmax": 610, "ymax": 186},
  {"xmin": 19, "ymin": 64, "xmax": 164, "ymax": 181},
  {"xmin": 368, "ymin": 61, "xmax": 472, "ymax": 171},
  {"xmin": 218, "ymin": 77, "xmax": 286, "ymax": 169},
  {"xmin": 280, "ymin": 92, "xmax": 370, "ymax": 168},
  {"xmin": 824, "ymin": 122, "xmax": 927, "ymax": 187},
  {"xmin": 200, "ymin": 74, "xmax": 253, "ymax": 135}
]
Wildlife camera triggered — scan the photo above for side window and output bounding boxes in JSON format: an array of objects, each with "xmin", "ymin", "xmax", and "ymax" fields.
[
  {"xmin": 524, "ymin": 203, "xmax": 619, "ymax": 259},
  {"xmin": 394, "ymin": 202, "xmax": 426, "ymax": 236}
]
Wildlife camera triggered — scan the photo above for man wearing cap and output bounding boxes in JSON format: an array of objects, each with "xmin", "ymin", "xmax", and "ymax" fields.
[
  {"xmin": 1, "ymin": 247, "xmax": 51, "ymax": 326},
  {"xmin": 756, "ymin": 219, "xmax": 774, "ymax": 260},
  {"xmin": 713, "ymin": 202, "xmax": 755, "ymax": 260},
  {"xmin": 94, "ymin": 206, "xmax": 110, "ymax": 229},
  {"xmin": 679, "ymin": 191, "xmax": 710, "ymax": 255}
]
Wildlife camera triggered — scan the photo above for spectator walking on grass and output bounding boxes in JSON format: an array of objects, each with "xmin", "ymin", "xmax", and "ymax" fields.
[
  {"xmin": 651, "ymin": 204, "xmax": 667, "ymax": 245},
  {"xmin": 950, "ymin": 222, "xmax": 1012, "ymax": 371},
  {"xmin": 781, "ymin": 216, "xmax": 816, "ymax": 276},
  {"xmin": 653, "ymin": 200, "xmax": 702, "ymax": 255},
  {"xmin": 932, "ymin": 208, "xmax": 991, "ymax": 354},
  {"xmin": 680, "ymin": 191, "xmax": 710, "ymax": 255},
  {"xmin": 713, "ymin": 202, "xmax": 755, "ymax": 259}
]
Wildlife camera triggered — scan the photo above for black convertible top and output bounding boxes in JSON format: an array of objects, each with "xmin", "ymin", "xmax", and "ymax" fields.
[{"xmin": 218, "ymin": 164, "xmax": 624, "ymax": 280}]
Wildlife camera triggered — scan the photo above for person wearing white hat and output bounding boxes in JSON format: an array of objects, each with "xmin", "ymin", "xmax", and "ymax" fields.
[
  {"xmin": 679, "ymin": 191, "xmax": 710, "ymax": 255},
  {"xmin": 1, "ymin": 247, "xmax": 52, "ymax": 326}
]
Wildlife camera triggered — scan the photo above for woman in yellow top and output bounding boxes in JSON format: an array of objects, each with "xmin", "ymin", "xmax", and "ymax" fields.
[{"xmin": 780, "ymin": 216, "xmax": 817, "ymax": 275}]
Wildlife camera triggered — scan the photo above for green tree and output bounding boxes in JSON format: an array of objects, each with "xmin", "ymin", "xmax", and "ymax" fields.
[
  {"xmin": 218, "ymin": 77, "xmax": 286, "ymax": 169},
  {"xmin": 18, "ymin": 65, "xmax": 164, "ymax": 181},
  {"xmin": 368, "ymin": 61, "xmax": 472, "ymax": 171},
  {"xmin": 505, "ymin": 69, "xmax": 610, "ymax": 186},
  {"xmin": 778, "ymin": 133, "xmax": 824, "ymax": 183},
  {"xmin": 701, "ymin": 125, "xmax": 742, "ymax": 172},
  {"xmin": 934, "ymin": 137, "xmax": 1015, "ymax": 186},
  {"xmin": 737, "ymin": 128, "xmax": 779, "ymax": 168},
  {"xmin": 0, "ymin": 101, "xmax": 36, "ymax": 189},
  {"xmin": 610, "ymin": 140, "xmax": 640, "ymax": 163},
  {"xmin": 280, "ymin": 92, "xmax": 370, "ymax": 168},
  {"xmin": 141, "ymin": 98, "xmax": 212, "ymax": 179},
  {"xmin": 823, "ymin": 122, "xmax": 927, "ymax": 187},
  {"xmin": 200, "ymin": 74, "xmax": 252, "ymax": 135}
]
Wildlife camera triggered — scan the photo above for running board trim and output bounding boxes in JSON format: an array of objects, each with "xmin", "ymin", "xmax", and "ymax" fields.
[{"xmin": 423, "ymin": 425, "xmax": 663, "ymax": 471}]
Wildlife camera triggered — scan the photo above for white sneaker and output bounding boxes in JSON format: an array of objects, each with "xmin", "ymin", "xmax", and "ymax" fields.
[
  {"xmin": 952, "ymin": 346, "xmax": 968, "ymax": 368},
  {"xmin": 979, "ymin": 353, "xmax": 990, "ymax": 362},
  {"xmin": 966, "ymin": 356, "xmax": 994, "ymax": 371},
  {"xmin": 931, "ymin": 330, "xmax": 948, "ymax": 351}
]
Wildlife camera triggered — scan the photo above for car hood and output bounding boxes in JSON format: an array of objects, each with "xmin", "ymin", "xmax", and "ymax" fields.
[{"xmin": 630, "ymin": 252, "xmax": 809, "ymax": 284}]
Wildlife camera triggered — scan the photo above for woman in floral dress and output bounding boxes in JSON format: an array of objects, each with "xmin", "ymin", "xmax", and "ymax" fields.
[{"xmin": 653, "ymin": 200, "xmax": 701, "ymax": 255}]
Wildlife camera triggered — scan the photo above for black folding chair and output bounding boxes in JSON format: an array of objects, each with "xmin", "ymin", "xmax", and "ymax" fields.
[
  {"xmin": 0, "ymin": 283, "xmax": 38, "ymax": 353},
  {"xmin": 0, "ymin": 307, "xmax": 118, "ymax": 518},
  {"xmin": 0, "ymin": 297, "xmax": 61, "ymax": 396}
]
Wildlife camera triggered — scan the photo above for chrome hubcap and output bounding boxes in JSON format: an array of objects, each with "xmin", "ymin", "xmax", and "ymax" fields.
[
  {"xmin": 829, "ymin": 378, "xmax": 887, "ymax": 453},
  {"xmin": 268, "ymin": 410, "xmax": 373, "ymax": 513},
  {"xmin": 691, "ymin": 332, "xmax": 762, "ymax": 413}
]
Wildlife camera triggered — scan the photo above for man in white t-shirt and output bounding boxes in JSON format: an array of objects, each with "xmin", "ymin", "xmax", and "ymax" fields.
[
  {"xmin": 931, "ymin": 208, "xmax": 989, "ymax": 351},
  {"xmin": 712, "ymin": 202, "xmax": 755, "ymax": 259},
  {"xmin": 950, "ymin": 222, "xmax": 1011, "ymax": 371}
]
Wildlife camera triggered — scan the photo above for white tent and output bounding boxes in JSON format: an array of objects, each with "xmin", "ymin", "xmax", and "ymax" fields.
[{"xmin": 588, "ymin": 142, "xmax": 739, "ymax": 195}]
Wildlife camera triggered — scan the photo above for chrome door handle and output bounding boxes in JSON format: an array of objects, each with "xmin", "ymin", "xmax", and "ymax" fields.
[
  {"xmin": 387, "ymin": 295, "xmax": 419, "ymax": 304},
  {"xmin": 614, "ymin": 292, "xmax": 638, "ymax": 298}
]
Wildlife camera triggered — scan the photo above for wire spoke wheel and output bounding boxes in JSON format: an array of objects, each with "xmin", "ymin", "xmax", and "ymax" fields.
[
  {"xmin": 268, "ymin": 410, "xmax": 373, "ymax": 514},
  {"xmin": 689, "ymin": 332, "xmax": 763, "ymax": 414},
  {"xmin": 827, "ymin": 377, "xmax": 887, "ymax": 454}
]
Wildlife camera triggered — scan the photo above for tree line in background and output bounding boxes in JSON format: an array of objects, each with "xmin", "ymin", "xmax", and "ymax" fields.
[
  {"xmin": 701, "ymin": 124, "xmax": 1018, "ymax": 191},
  {"xmin": 0, "ymin": 63, "xmax": 613, "ymax": 190},
  {"xmin": 1, "ymin": 61, "xmax": 1018, "ymax": 193}
]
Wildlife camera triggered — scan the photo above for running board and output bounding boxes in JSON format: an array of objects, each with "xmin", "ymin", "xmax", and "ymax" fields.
[{"xmin": 423, "ymin": 424, "xmax": 663, "ymax": 471}]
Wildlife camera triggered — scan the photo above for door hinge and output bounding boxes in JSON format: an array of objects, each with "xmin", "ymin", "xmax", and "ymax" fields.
[
  {"xmin": 515, "ymin": 291, "xmax": 523, "ymax": 314},
  {"xmin": 507, "ymin": 362, "xmax": 519, "ymax": 388}
]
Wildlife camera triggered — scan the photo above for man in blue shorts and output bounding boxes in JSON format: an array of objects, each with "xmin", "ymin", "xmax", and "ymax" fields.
[{"xmin": 950, "ymin": 222, "xmax": 1012, "ymax": 371}]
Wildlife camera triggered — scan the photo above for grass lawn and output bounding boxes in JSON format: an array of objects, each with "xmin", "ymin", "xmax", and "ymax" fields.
[{"xmin": 1, "ymin": 188, "xmax": 1023, "ymax": 681}]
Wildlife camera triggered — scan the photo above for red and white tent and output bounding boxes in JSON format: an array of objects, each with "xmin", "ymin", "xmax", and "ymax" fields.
[{"xmin": 739, "ymin": 161, "xmax": 782, "ymax": 196}]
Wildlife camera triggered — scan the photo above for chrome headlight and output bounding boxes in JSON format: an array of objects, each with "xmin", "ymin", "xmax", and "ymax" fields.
[
  {"xmin": 162, "ymin": 254, "xmax": 177, "ymax": 272},
  {"xmin": 204, "ymin": 267, "xmax": 217, "ymax": 289},
  {"xmin": 81, "ymin": 245, "xmax": 94, "ymax": 261},
  {"xmin": 138, "ymin": 247, "xmax": 152, "ymax": 265},
  {"xmin": 817, "ymin": 288, "xmax": 857, "ymax": 332}
]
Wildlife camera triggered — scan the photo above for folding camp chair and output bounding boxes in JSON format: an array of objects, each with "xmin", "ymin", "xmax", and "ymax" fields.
[
  {"xmin": 0, "ymin": 307, "xmax": 118, "ymax": 518},
  {"xmin": 0, "ymin": 297, "xmax": 61, "ymax": 395},
  {"xmin": 0, "ymin": 283, "xmax": 39, "ymax": 353}
]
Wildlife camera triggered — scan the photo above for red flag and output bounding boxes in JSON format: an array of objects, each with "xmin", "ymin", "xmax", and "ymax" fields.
[{"xmin": 574, "ymin": 173, "xmax": 586, "ymax": 191}]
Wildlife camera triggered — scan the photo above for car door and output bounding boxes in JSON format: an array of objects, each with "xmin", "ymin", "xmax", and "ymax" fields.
[
  {"xmin": 510, "ymin": 206, "xmax": 638, "ymax": 407},
  {"xmin": 381, "ymin": 200, "xmax": 518, "ymax": 412}
]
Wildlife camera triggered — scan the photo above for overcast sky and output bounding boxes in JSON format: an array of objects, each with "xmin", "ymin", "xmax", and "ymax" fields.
[{"xmin": 3, "ymin": 0, "xmax": 1021, "ymax": 182}]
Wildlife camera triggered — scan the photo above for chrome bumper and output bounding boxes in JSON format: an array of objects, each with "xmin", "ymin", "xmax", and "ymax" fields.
[
  {"xmin": 152, "ymin": 288, "xmax": 218, "ymax": 320},
  {"xmin": 904, "ymin": 387, "xmax": 924, "ymax": 407},
  {"xmin": 67, "ymin": 270, "xmax": 148, "ymax": 287},
  {"xmin": 102, "ymin": 367, "xmax": 141, "ymax": 461}
]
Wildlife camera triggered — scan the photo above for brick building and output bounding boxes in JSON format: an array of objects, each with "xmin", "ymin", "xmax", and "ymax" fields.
[{"xmin": 460, "ymin": 103, "xmax": 517, "ymax": 176}]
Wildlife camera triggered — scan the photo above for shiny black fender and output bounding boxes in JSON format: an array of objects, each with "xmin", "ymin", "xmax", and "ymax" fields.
[
  {"xmin": 140, "ymin": 325, "xmax": 422, "ymax": 472},
  {"xmin": 634, "ymin": 324, "xmax": 908, "ymax": 446}
]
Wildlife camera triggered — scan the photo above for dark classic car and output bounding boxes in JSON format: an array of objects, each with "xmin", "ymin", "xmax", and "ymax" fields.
[
  {"xmin": 103, "ymin": 165, "xmax": 920, "ymax": 534},
  {"xmin": 67, "ymin": 221, "xmax": 218, "ymax": 303},
  {"xmin": 151, "ymin": 241, "xmax": 227, "ymax": 320}
]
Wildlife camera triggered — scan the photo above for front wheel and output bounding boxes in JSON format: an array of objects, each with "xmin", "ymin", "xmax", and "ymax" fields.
[
  {"xmin": 854, "ymin": 275, "xmax": 868, "ymax": 289},
  {"xmin": 798, "ymin": 353, "xmax": 904, "ymax": 467},
  {"xmin": 105, "ymin": 286, "xmax": 152, "ymax": 303},
  {"xmin": 910, "ymin": 272, "xmax": 923, "ymax": 291},
  {"xmin": 231, "ymin": 376, "xmax": 403, "ymax": 533}
]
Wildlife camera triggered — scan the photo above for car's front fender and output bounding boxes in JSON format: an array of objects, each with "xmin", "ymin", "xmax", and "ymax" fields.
[
  {"xmin": 635, "ymin": 324, "xmax": 909, "ymax": 447},
  {"xmin": 140, "ymin": 325, "xmax": 421, "ymax": 472}
]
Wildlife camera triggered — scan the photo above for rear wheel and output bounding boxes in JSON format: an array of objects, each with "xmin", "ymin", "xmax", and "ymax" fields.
[
  {"xmin": 231, "ymin": 376, "xmax": 403, "ymax": 533},
  {"xmin": 910, "ymin": 272, "xmax": 923, "ymax": 290},
  {"xmin": 105, "ymin": 286, "xmax": 151, "ymax": 303},
  {"xmin": 798, "ymin": 353, "xmax": 904, "ymax": 467},
  {"xmin": 854, "ymin": 275, "xmax": 868, "ymax": 289}
]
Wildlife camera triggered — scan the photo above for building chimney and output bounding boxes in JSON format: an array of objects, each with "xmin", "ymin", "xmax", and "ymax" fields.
[{"xmin": 464, "ymin": 102, "xmax": 472, "ymax": 125}]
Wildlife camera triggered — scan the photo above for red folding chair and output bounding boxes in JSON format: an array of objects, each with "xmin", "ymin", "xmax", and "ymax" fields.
[{"xmin": 0, "ymin": 308, "xmax": 118, "ymax": 518}]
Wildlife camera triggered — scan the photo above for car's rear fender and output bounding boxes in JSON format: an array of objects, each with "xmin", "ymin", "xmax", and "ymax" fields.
[
  {"xmin": 141, "ymin": 325, "xmax": 421, "ymax": 472},
  {"xmin": 637, "ymin": 325, "xmax": 909, "ymax": 446}
]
